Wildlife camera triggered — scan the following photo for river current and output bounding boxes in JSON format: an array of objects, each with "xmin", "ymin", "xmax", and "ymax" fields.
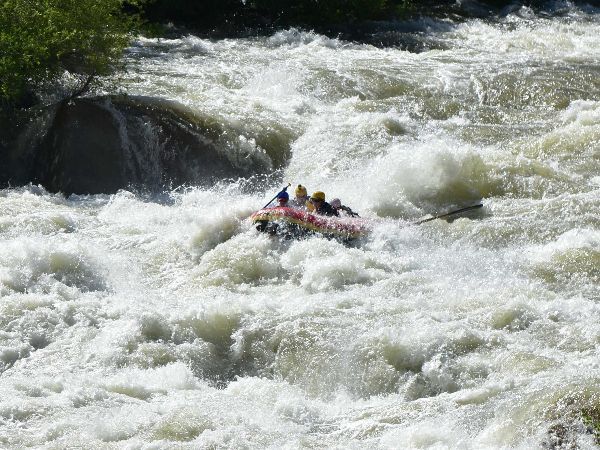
[{"xmin": 1, "ymin": 4, "xmax": 600, "ymax": 448}]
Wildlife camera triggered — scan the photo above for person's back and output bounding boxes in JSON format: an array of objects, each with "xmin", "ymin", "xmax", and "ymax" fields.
[
  {"xmin": 331, "ymin": 198, "xmax": 359, "ymax": 217},
  {"xmin": 317, "ymin": 201, "xmax": 338, "ymax": 217},
  {"xmin": 310, "ymin": 191, "xmax": 339, "ymax": 217},
  {"xmin": 290, "ymin": 184, "xmax": 310, "ymax": 209}
]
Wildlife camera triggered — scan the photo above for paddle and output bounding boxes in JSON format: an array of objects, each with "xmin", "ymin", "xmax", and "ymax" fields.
[
  {"xmin": 263, "ymin": 183, "xmax": 291, "ymax": 208},
  {"xmin": 414, "ymin": 203, "xmax": 483, "ymax": 225}
]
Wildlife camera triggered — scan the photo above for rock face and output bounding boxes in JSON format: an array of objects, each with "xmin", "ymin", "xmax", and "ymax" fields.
[
  {"xmin": 2, "ymin": 96, "xmax": 284, "ymax": 194},
  {"xmin": 35, "ymin": 99, "xmax": 127, "ymax": 194}
]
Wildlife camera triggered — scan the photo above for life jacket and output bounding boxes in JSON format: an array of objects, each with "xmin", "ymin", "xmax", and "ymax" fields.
[
  {"xmin": 316, "ymin": 201, "xmax": 339, "ymax": 217},
  {"xmin": 290, "ymin": 196, "xmax": 309, "ymax": 209}
]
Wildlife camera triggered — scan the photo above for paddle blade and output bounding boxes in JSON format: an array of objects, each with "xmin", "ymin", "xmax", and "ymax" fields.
[{"xmin": 414, "ymin": 204, "xmax": 483, "ymax": 225}]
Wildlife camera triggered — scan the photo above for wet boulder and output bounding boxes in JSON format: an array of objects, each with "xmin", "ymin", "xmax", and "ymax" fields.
[{"xmin": 4, "ymin": 95, "xmax": 282, "ymax": 194}]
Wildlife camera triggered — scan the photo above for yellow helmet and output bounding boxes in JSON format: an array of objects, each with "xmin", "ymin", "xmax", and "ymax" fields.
[
  {"xmin": 295, "ymin": 184, "xmax": 307, "ymax": 196},
  {"xmin": 311, "ymin": 191, "xmax": 325, "ymax": 202}
]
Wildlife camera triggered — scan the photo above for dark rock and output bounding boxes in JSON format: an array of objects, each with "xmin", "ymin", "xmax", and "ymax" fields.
[
  {"xmin": 3, "ymin": 95, "xmax": 287, "ymax": 194},
  {"xmin": 455, "ymin": 0, "xmax": 495, "ymax": 18},
  {"xmin": 0, "ymin": 142, "xmax": 8, "ymax": 187},
  {"xmin": 33, "ymin": 100, "xmax": 125, "ymax": 194}
]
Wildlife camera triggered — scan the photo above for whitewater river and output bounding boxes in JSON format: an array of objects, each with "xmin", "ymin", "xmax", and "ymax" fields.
[{"xmin": 1, "ymin": 4, "xmax": 600, "ymax": 448}]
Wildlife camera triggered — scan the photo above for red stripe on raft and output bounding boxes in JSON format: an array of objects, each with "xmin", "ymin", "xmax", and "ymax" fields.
[{"xmin": 250, "ymin": 207, "xmax": 370, "ymax": 238}]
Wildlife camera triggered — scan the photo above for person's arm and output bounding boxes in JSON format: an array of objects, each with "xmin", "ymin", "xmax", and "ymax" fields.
[{"xmin": 341, "ymin": 205, "xmax": 359, "ymax": 217}]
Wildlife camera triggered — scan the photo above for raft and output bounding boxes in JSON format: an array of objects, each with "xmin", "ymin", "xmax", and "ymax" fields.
[{"xmin": 250, "ymin": 206, "xmax": 370, "ymax": 240}]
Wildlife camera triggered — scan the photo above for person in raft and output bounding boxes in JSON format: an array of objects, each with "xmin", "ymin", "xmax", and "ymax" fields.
[
  {"xmin": 330, "ymin": 198, "xmax": 359, "ymax": 217},
  {"xmin": 290, "ymin": 184, "xmax": 310, "ymax": 209},
  {"xmin": 309, "ymin": 191, "xmax": 339, "ymax": 217},
  {"xmin": 276, "ymin": 191, "xmax": 289, "ymax": 206}
]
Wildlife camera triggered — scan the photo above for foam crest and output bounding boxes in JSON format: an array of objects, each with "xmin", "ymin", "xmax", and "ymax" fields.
[
  {"xmin": 280, "ymin": 238, "xmax": 391, "ymax": 292},
  {"xmin": 560, "ymin": 99, "xmax": 600, "ymax": 126},
  {"xmin": 0, "ymin": 239, "xmax": 107, "ymax": 294},
  {"xmin": 0, "ymin": 343, "xmax": 31, "ymax": 373},
  {"xmin": 0, "ymin": 188, "xmax": 81, "ymax": 236},
  {"xmin": 362, "ymin": 140, "xmax": 486, "ymax": 217},
  {"xmin": 267, "ymin": 28, "xmax": 343, "ymax": 49},
  {"xmin": 131, "ymin": 35, "xmax": 212, "ymax": 55},
  {"xmin": 452, "ymin": 12, "xmax": 600, "ymax": 61},
  {"xmin": 92, "ymin": 306, "xmax": 244, "ymax": 384},
  {"xmin": 189, "ymin": 210, "xmax": 247, "ymax": 256},
  {"xmin": 380, "ymin": 420, "xmax": 466, "ymax": 449},
  {"xmin": 103, "ymin": 363, "xmax": 200, "ymax": 399},
  {"xmin": 193, "ymin": 233, "xmax": 281, "ymax": 287},
  {"xmin": 151, "ymin": 407, "xmax": 214, "ymax": 442},
  {"xmin": 474, "ymin": 369, "xmax": 600, "ymax": 448},
  {"xmin": 243, "ymin": 64, "xmax": 302, "ymax": 100},
  {"xmin": 526, "ymin": 100, "xmax": 600, "ymax": 162},
  {"xmin": 528, "ymin": 228, "xmax": 600, "ymax": 285},
  {"xmin": 285, "ymin": 107, "xmax": 412, "ymax": 183},
  {"xmin": 98, "ymin": 190, "xmax": 171, "ymax": 227},
  {"xmin": 176, "ymin": 307, "xmax": 242, "ymax": 348}
]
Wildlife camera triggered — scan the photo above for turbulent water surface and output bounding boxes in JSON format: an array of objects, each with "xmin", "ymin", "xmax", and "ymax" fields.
[{"xmin": 2, "ymin": 5, "xmax": 600, "ymax": 448}]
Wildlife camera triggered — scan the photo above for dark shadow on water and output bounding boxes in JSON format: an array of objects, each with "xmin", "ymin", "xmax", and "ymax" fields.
[{"xmin": 140, "ymin": 1, "xmax": 599, "ymax": 53}]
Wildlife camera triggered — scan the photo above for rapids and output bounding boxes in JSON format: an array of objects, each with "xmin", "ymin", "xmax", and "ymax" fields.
[{"xmin": 1, "ymin": 4, "xmax": 599, "ymax": 448}]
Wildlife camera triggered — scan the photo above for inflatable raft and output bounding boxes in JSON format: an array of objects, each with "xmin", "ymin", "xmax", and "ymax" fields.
[{"xmin": 250, "ymin": 207, "xmax": 370, "ymax": 240}]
